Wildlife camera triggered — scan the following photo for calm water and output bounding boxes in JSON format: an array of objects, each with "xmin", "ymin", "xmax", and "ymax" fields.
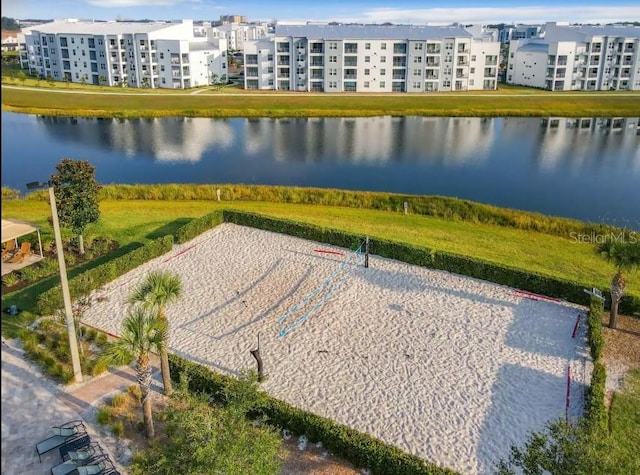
[{"xmin": 2, "ymin": 112, "xmax": 639, "ymax": 227}]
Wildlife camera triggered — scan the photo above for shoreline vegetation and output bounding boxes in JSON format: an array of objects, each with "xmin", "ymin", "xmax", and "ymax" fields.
[{"xmin": 2, "ymin": 82, "xmax": 640, "ymax": 118}]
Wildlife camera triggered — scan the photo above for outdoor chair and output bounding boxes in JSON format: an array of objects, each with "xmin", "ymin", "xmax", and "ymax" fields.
[
  {"xmin": 35, "ymin": 420, "xmax": 87, "ymax": 462},
  {"xmin": 71, "ymin": 454, "xmax": 116, "ymax": 475},
  {"xmin": 51, "ymin": 453, "xmax": 109, "ymax": 475},
  {"xmin": 2, "ymin": 240, "xmax": 16, "ymax": 260},
  {"xmin": 59, "ymin": 434, "xmax": 91, "ymax": 460},
  {"xmin": 61, "ymin": 442, "xmax": 104, "ymax": 463},
  {"xmin": 8, "ymin": 241, "xmax": 31, "ymax": 264}
]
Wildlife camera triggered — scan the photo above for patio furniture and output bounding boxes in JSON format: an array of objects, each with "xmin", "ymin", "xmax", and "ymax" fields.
[
  {"xmin": 8, "ymin": 242, "xmax": 31, "ymax": 264},
  {"xmin": 59, "ymin": 434, "xmax": 91, "ymax": 460},
  {"xmin": 62, "ymin": 442, "xmax": 104, "ymax": 463},
  {"xmin": 71, "ymin": 454, "xmax": 116, "ymax": 475},
  {"xmin": 35, "ymin": 420, "xmax": 86, "ymax": 462},
  {"xmin": 51, "ymin": 453, "xmax": 108, "ymax": 475},
  {"xmin": 2, "ymin": 240, "xmax": 16, "ymax": 260}
]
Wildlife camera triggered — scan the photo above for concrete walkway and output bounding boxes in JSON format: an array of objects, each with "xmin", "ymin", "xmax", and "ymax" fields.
[{"xmin": 1, "ymin": 339, "xmax": 161, "ymax": 475}]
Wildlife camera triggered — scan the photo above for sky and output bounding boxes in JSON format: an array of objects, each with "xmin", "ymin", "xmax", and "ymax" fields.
[{"xmin": 2, "ymin": 0, "xmax": 640, "ymax": 25}]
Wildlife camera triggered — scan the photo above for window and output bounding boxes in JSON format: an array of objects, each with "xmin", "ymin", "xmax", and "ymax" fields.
[
  {"xmin": 414, "ymin": 43, "xmax": 423, "ymax": 50},
  {"xmin": 470, "ymin": 67, "xmax": 475, "ymax": 73},
  {"xmin": 471, "ymin": 55, "xmax": 476, "ymax": 61},
  {"xmin": 380, "ymin": 81, "xmax": 385, "ymax": 88},
  {"xmin": 380, "ymin": 68, "xmax": 386, "ymax": 75},
  {"xmin": 267, "ymin": 54, "xmax": 274, "ymax": 61},
  {"xmin": 365, "ymin": 43, "xmax": 371, "ymax": 49},
  {"xmin": 414, "ymin": 56, "xmax": 422, "ymax": 63},
  {"xmin": 381, "ymin": 43, "xmax": 387, "ymax": 50},
  {"xmin": 413, "ymin": 69, "xmax": 421, "ymax": 76},
  {"xmin": 71, "ymin": 38, "xmax": 75, "ymax": 44},
  {"xmin": 83, "ymin": 62, "xmax": 87, "ymax": 68},
  {"xmin": 413, "ymin": 81, "xmax": 421, "ymax": 88},
  {"xmin": 74, "ymin": 61, "xmax": 78, "ymax": 67},
  {"xmin": 364, "ymin": 68, "xmax": 370, "ymax": 75},
  {"xmin": 161, "ymin": 65, "xmax": 165, "ymax": 71},
  {"xmin": 380, "ymin": 56, "xmax": 386, "ymax": 63},
  {"xmin": 364, "ymin": 81, "xmax": 370, "ymax": 87},
  {"xmin": 329, "ymin": 56, "xmax": 337, "ymax": 63},
  {"xmin": 328, "ymin": 42, "xmax": 337, "ymax": 50},
  {"xmin": 80, "ymin": 37, "xmax": 84, "ymax": 44},
  {"xmin": 160, "ymin": 52, "xmax": 164, "ymax": 59},
  {"xmin": 365, "ymin": 56, "xmax": 370, "ymax": 62}
]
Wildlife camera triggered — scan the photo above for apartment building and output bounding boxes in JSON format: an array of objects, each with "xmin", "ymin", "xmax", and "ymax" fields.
[
  {"xmin": 243, "ymin": 24, "xmax": 500, "ymax": 92},
  {"xmin": 19, "ymin": 19, "xmax": 228, "ymax": 89},
  {"xmin": 207, "ymin": 22, "xmax": 269, "ymax": 51},
  {"xmin": 507, "ymin": 23, "xmax": 640, "ymax": 91}
]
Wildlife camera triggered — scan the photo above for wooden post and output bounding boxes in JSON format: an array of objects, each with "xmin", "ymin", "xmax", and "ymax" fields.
[
  {"xmin": 404, "ymin": 201, "xmax": 408, "ymax": 214},
  {"xmin": 250, "ymin": 333, "xmax": 264, "ymax": 382},
  {"xmin": 365, "ymin": 236, "xmax": 369, "ymax": 268}
]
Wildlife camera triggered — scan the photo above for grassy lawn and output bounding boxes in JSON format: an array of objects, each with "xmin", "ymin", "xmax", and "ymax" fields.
[
  {"xmin": 608, "ymin": 369, "xmax": 640, "ymax": 473},
  {"xmin": 3, "ymin": 199, "xmax": 638, "ymax": 325},
  {"xmin": 2, "ymin": 80, "xmax": 639, "ymax": 118}
]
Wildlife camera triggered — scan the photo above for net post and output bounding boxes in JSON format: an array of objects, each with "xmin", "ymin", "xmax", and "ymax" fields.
[{"xmin": 365, "ymin": 236, "xmax": 369, "ymax": 268}]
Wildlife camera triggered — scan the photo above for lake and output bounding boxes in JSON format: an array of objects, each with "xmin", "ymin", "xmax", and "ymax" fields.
[{"xmin": 1, "ymin": 112, "xmax": 639, "ymax": 227}]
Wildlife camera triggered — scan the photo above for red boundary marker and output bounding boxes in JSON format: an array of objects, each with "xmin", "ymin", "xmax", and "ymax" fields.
[
  {"xmin": 572, "ymin": 314, "xmax": 582, "ymax": 338},
  {"xmin": 314, "ymin": 249, "xmax": 345, "ymax": 256},
  {"xmin": 514, "ymin": 289, "xmax": 561, "ymax": 302},
  {"xmin": 163, "ymin": 244, "xmax": 198, "ymax": 263}
]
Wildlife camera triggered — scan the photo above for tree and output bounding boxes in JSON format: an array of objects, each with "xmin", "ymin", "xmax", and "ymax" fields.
[
  {"xmin": 597, "ymin": 239, "xmax": 640, "ymax": 329},
  {"xmin": 128, "ymin": 270, "xmax": 182, "ymax": 396},
  {"xmin": 131, "ymin": 373, "xmax": 281, "ymax": 474},
  {"xmin": 98, "ymin": 75, "xmax": 107, "ymax": 86},
  {"xmin": 100, "ymin": 306, "xmax": 167, "ymax": 438},
  {"xmin": 50, "ymin": 158, "xmax": 101, "ymax": 255}
]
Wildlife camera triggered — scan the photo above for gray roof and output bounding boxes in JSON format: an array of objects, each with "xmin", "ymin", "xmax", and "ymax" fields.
[
  {"xmin": 188, "ymin": 41, "xmax": 220, "ymax": 51},
  {"xmin": 275, "ymin": 24, "xmax": 473, "ymax": 40},
  {"xmin": 518, "ymin": 42, "xmax": 549, "ymax": 53},
  {"xmin": 544, "ymin": 24, "xmax": 640, "ymax": 42},
  {"xmin": 23, "ymin": 19, "xmax": 176, "ymax": 35}
]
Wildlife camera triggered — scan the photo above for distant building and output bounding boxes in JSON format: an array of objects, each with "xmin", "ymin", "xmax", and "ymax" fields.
[
  {"xmin": 243, "ymin": 24, "xmax": 500, "ymax": 92},
  {"xmin": 1, "ymin": 31, "xmax": 20, "ymax": 51},
  {"xmin": 19, "ymin": 18, "xmax": 228, "ymax": 89},
  {"xmin": 218, "ymin": 15, "xmax": 248, "ymax": 25},
  {"xmin": 207, "ymin": 22, "xmax": 269, "ymax": 51},
  {"xmin": 507, "ymin": 22, "xmax": 640, "ymax": 91},
  {"xmin": 498, "ymin": 25, "xmax": 542, "ymax": 44}
]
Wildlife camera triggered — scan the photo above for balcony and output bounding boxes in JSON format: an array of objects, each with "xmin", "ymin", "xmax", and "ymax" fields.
[
  {"xmin": 426, "ymin": 47, "xmax": 441, "ymax": 54},
  {"xmin": 486, "ymin": 59, "xmax": 498, "ymax": 66}
]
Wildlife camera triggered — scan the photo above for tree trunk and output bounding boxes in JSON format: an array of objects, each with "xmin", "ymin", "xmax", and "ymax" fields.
[
  {"xmin": 137, "ymin": 356, "xmax": 155, "ymax": 438},
  {"xmin": 250, "ymin": 349, "xmax": 264, "ymax": 382},
  {"xmin": 609, "ymin": 298, "xmax": 619, "ymax": 329},
  {"xmin": 160, "ymin": 348, "xmax": 173, "ymax": 396},
  {"xmin": 78, "ymin": 234, "xmax": 85, "ymax": 255}
]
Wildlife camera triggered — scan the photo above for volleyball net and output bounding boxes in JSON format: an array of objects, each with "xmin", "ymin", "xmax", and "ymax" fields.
[{"xmin": 277, "ymin": 241, "xmax": 365, "ymax": 338}]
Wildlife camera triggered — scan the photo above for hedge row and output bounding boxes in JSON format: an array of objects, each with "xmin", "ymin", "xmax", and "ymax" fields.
[
  {"xmin": 222, "ymin": 210, "xmax": 640, "ymax": 315},
  {"xmin": 168, "ymin": 354, "xmax": 457, "ymax": 475},
  {"xmin": 37, "ymin": 235, "xmax": 174, "ymax": 315},
  {"xmin": 585, "ymin": 296, "xmax": 607, "ymax": 435},
  {"xmin": 175, "ymin": 210, "xmax": 224, "ymax": 244}
]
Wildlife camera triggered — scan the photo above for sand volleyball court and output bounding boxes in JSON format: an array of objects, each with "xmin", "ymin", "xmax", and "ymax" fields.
[{"xmin": 82, "ymin": 223, "xmax": 591, "ymax": 474}]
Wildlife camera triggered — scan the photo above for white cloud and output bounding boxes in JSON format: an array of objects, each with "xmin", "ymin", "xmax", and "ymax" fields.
[
  {"xmin": 327, "ymin": 6, "xmax": 640, "ymax": 24},
  {"xmin": 85, "ymin": 0, "xmax": 203, "ymax": 8}
]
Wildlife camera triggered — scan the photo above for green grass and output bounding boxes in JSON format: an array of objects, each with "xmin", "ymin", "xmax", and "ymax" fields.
[
  {"xmin": 2, "ymin": 82, "xmax": 639, "ymax": 118},
  {"xmin": 607, "ymin": 370, "xmax": 640, "ymax": 473},
  {"xmin": 2, "ymin": 199, "xmax": 638, "ymax": 334}
]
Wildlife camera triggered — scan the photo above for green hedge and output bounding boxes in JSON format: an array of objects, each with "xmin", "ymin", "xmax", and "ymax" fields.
[
  {"xmin": 168, "ymin": 354, "xmax": 457, "ymax": 475},
  {"xmin": 585, "ymin": 296, "xmax": 607, "ymax": 435},
  {"xmin": 221, "ymin": 210, "xmax": 640, "ymax": 314},
  {"xmin": 175, "ymin": 210, "xmax": 224, "ymax": 244},
  {"xmin": 37, "ymin": 235, "xmax": 173, "ymax": 314}
]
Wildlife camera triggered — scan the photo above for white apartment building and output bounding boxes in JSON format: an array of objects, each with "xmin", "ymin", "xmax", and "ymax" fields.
[
  {"xmin": 507, "ymin": 23, "xmax": 640, "ymax": 91},
  {"xmin": 207, "ymin": 22, "xmax": 269, "ymax": 51},
  {"xmin": 244, "ymin": 24, "xmax": 500, "ymax": 92},
  {"xmin": 19, "ymin": 19, "xmax": 228, "ymax": 89}
]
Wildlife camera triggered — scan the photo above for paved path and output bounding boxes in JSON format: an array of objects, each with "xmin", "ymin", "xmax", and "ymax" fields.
[{"xmin": 1, "ymin": 339, "xmax": 161, "ymax": 475}]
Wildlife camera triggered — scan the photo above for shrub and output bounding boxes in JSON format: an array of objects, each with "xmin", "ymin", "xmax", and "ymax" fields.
[
  {"xmin": 127, "ymin": 384, "xmax": 142, "ymax": 402},
  {"xmin": 111, "ymin": 420, "xmax": 125, "ymax": 437},
  {"xmin": 111, "ymin": 393, "xmax": 127, "ymax": 408},
  {"xmin": 174, "ymin": 210, "xmax": 224, "ymax": 244},
  {"xmin": 97, "ymin": 407, "xmax": 112, "ymax": 425},
  {"xmin": 2, "ymin": 272, "xmax": 20, "ymax": 287},
  {"xmin": 91, "ymin": 359, "xmax": 109, "ymax": 377}
]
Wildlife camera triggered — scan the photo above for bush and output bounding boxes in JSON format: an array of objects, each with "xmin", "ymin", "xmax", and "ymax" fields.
[
  {"xmin": 175, "ymin": 210, "xmax": 224, "ymax": 244},
  {"xmin": 97, "ymin": 407, "xmax": 112, "ymax": 425},
  {"xmin": 111, "ymin": 420, "xmax": 125, "ymax": 437},
  {"xmin": 169, "ymin": 354, "xmax": 454, "ymax": 475},
  {"xmin": 127, "ymin": 384, "xmax": 142, "ymax": 402},
  {"xmin": 111, "ymin": 393, "xmax": 127, "ymax": 408},
  {"xmin": 91, "ymin": 359, "xmax": 109, "ymax": 377},
  {"xmin": 2, "ymin": 272, "xmax": 20, "ymax": 287},
  {"xmin": 587, "ymin": 298, "xmax": 604, "ymax": 361}
]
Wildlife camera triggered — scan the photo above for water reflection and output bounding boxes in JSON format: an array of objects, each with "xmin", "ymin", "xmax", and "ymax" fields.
[{"xmin": 3, "ymin": 112, "xmax": 638, "ymax": 225}]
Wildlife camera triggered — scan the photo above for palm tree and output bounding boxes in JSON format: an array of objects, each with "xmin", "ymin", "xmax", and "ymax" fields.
[
  {"xmin": 597, "ymin": 239, "xmax": 640, "ymax": 329},
  {"xmin": 100, "ymin": 306, "xmax": 167, "ymax": 438},
  {"xmin": 128, "ymin": 270, "xmax": 183, "ymax": 395}
]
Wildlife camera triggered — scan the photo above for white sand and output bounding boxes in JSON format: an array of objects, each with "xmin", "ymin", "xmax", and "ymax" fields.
[{"xmin": 82, "ymin": 223, "xmax": 591, "ymax": 475}]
